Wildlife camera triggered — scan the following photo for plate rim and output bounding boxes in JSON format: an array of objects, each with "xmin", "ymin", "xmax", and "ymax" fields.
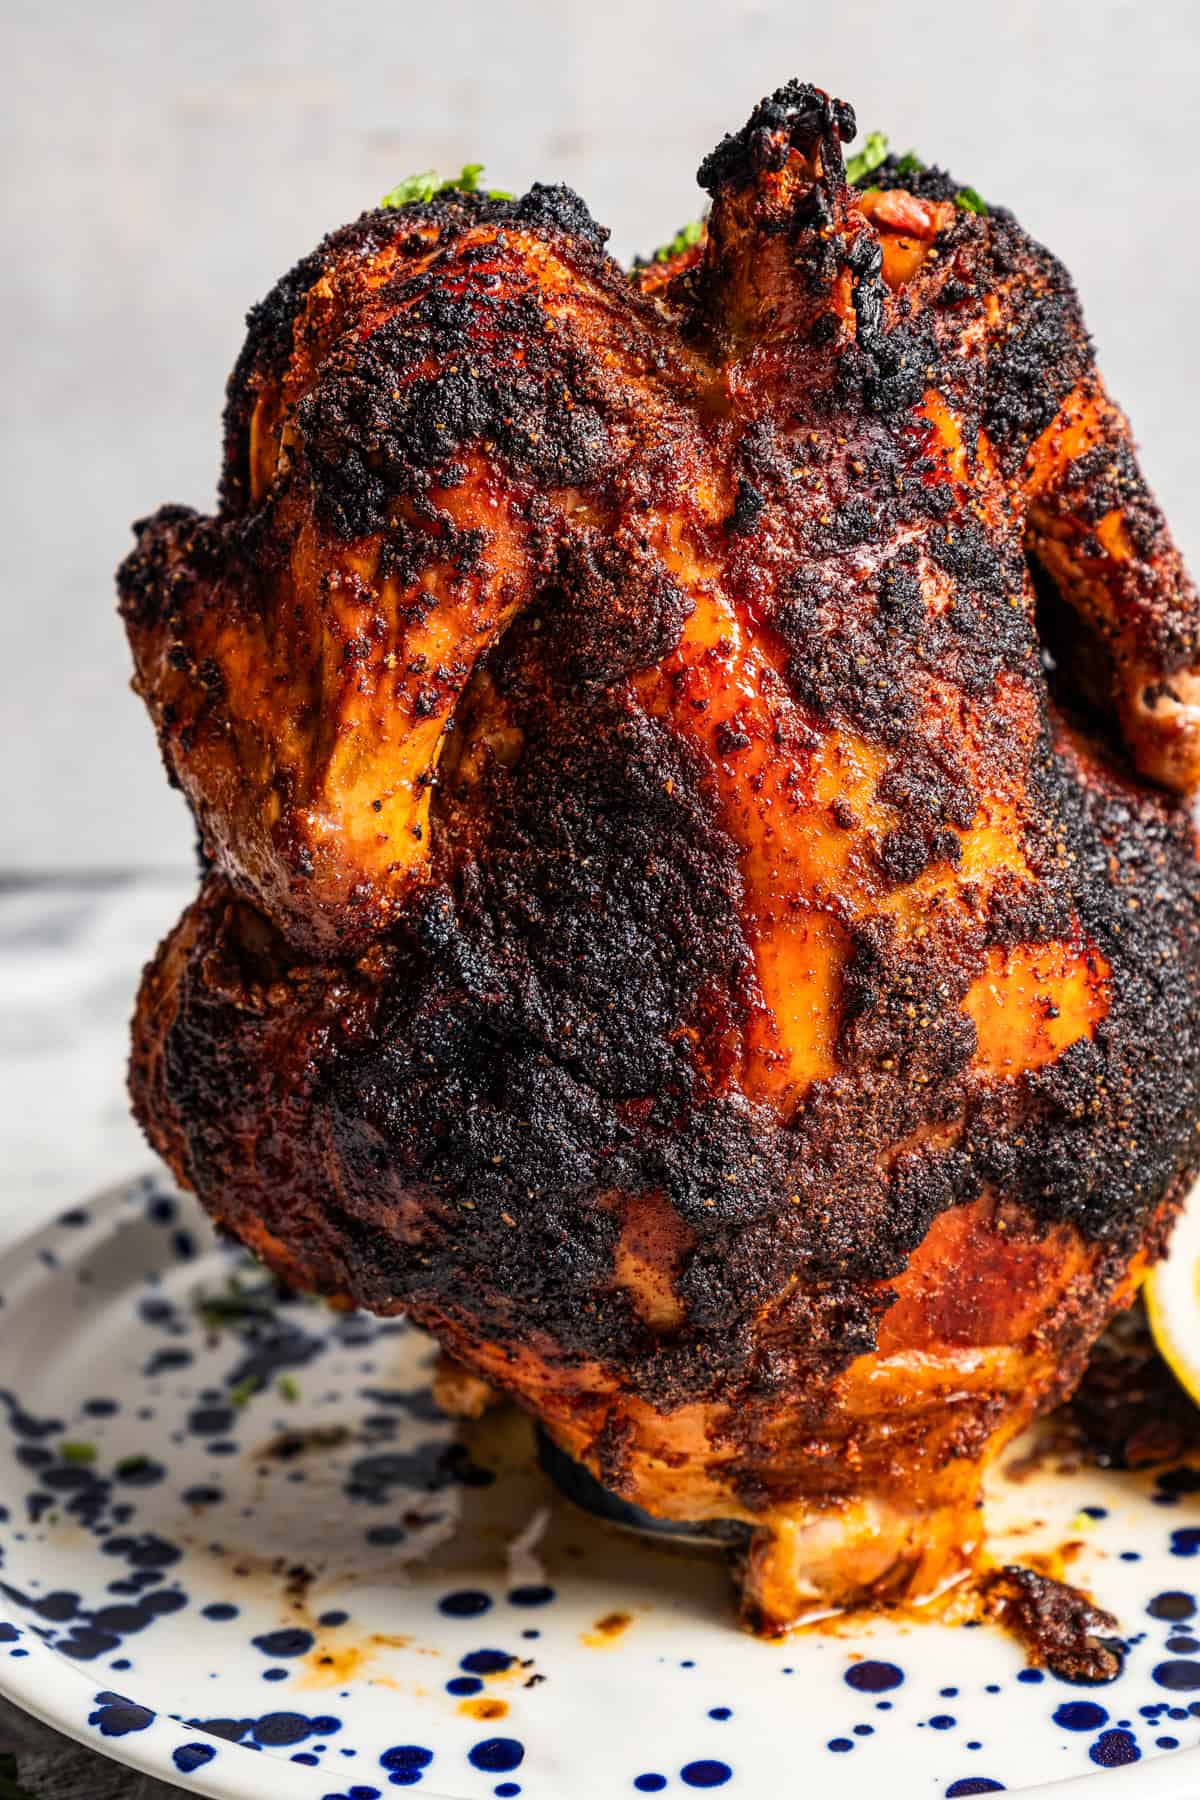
[{"xmin": 0, "ymin": 1172, "xmax": 1195, "ymax": 1800}]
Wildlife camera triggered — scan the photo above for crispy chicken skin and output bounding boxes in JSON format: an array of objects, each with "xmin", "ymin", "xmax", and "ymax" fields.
[{"xmin": 121, "ymin": 83, "xmax": 1200, "ymax": 1630}]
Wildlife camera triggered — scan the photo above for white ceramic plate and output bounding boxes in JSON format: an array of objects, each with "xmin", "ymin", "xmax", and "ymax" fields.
[{"xmin": 1, "ymin": 1176, "xmax": 1199, "ymax": 1799}]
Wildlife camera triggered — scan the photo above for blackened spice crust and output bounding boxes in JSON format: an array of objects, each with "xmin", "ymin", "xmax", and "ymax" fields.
[{"xmin": 122, "ymin": 79, "xmax": 1200, "ymax": 1617}]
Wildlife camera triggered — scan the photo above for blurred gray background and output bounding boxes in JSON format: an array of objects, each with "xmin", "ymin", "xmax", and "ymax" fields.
[{"xmin": 4, "ymin": 0, "xmax": 1199, "ymax": 873}]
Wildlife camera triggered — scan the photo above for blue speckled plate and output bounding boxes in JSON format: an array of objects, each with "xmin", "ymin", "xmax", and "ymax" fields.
[{"xmin": 1, "ymin": 1178, "xmax": 1200, "ymax": 1799}]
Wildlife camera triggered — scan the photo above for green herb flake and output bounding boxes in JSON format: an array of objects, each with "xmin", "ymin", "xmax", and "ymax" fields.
[
  {"xmin": 896, "ymin": 150, "xmax": 925, "ymax": 176},
  {"xmin": 115, "ymin": 1454, "xmax": 150, "ymax": 1477},
  {"xmin": 193, "ymin": 1269, "xmax": 283, "ymax": 1332},
  {"xmin": 277, "ymin": 1375, "xmax": 300, "ymax": 1403},
  {"xmin": 956, "ymin": 185, "xmax": 988, "ymax": 215},
  {"xmin": 845, "ymin": 130, "xmax": 889, "ymax": 185},
  {"xmin": 381, "ymin": 170, "xmax": 438, "ymax": 207},
  {"xmin": 652, "ymin": 217, "xmax": 704, "ymax": 264},
  {"xmin": 59, "ymin": 1440, "xmax": 96, "ymax": 1465},
  {"xmin": 381, "ymin": 163, "xmax": 512, "ymax": 209},
  {"xmin": 229, "ymin": 1375, "xmax": 263, "ymax": 1409}
]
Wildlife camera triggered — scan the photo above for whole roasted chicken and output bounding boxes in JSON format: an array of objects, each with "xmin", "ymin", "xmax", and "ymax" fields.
[{"xmin": 120, "ymin": 82, "xmax": 1200, "ymax": 1632}]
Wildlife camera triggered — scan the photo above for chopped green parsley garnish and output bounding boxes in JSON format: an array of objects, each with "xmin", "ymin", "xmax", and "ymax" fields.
[
  {"xmin": 115, "ymin": 1454, "xmax": 151, "ymax": 1477},
  {"xmin": 381, "ymin": 163, "xmax": 512, "ymax": 208},
  {"xmin": 277, "ymin": 1374, "xmax": 300, "ymax": 1403},
  {"xmin": 381, "ymin": 170, "xmax": 439, "ymax": 206},
  {"xmin": 654, "ymin": 218, "xmax": 704, "ymax": 263},
  {"xmin": 956, "ymin": 185, "xmax": 988, "ymax": 215},
  {"xmin": 59, "ymin": 1440, "xmax": 95, "ymax": 1465},
  {"xmin": 229, "ymin": 1375, "xmax": 263, "ymax": 1409},
  {"xmin": 845, "ymin": 130, "xmax": 889, "ymax": 185},
  {"xmin": 895, "ymin": 150, "xmax": 925, "ymax": 176}
]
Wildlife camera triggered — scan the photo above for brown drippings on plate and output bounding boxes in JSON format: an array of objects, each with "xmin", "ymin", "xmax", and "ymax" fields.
[
  {"xmin": 258, "ymin": 1423, "xmax": 352, "ymax": 1462},
  {"xmin": 981, "ymin": 1564, "xmax": 1125, "ymax": 1684},
  {"xmin": 459, "ymin": 1697, "xmax": 509, "ymax": 1721},
  {"xmin": 583, "ymin": 1610, "xmax": 634, "ymax": 1647},
  {"xmin": 301, "ymin": 1643, "xmax": 371, "ymax": 1687}
]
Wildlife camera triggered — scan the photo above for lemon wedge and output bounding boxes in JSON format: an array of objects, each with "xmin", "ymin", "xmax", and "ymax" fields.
[{"xmin": 1145, "ymin": 1178, "xmax": 1200, "ymax": 1407}]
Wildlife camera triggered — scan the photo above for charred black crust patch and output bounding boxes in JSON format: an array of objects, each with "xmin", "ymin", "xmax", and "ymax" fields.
[
  {"xmin": 698, "ymin": 80, "xmax": 856, "ymax": 194},
  {"xmin": 966, "ymin": 730, "xmax": 1200, "ymax": 1244},
  {"xmin": 220, "ymin": 185, "xmax": 611, "ymax": 523},
  {"xmin": 297, "ymin": 275, "xmax": 615, "ymax": 539},
  {"xmin": 984, "ymin": 285, "xmax": 1091, "ymax": 472}
]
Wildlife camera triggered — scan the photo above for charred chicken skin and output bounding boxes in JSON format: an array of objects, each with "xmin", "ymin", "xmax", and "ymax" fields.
[{"xmin": 121, "ymin": 83, "xmax": 1200, "ymax": 1631}]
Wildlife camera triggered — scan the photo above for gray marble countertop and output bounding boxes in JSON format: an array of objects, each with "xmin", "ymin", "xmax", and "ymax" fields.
[{"xmin": 0, "ymin": 875, "xmax": 195, "ymax": 1794}]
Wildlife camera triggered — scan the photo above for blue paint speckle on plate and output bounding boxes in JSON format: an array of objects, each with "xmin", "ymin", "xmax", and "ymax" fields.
[
  {"xmin": 945, "ymin": 1783, "xmax": 1006, "ymax": 1796},
  {"xmin": 680, "ymin": 1760, "xmax": 731, "ymax": 1787},
  {"xmin": 249, "ymin": 1711, "xmax": 341, "ymax": 1747},
  {"xmin": 507, "ymin": 1584, "xmax": 555, "ymax": 1608},
  {"xmin": 928, "ymin": 1714, "xmax": 956, "ymax": 1730},
  {"xmin": 1089, "ymin": 1728, "xmax": 1140, "ymax": 1766},
  {"xmin": 1148, "ymin": 1590, "xmax": 1196, "ymax": 1620},
  {"xmin": 1053, "ymin": 1700, "xmax": 1108, "ymax": 1730},
  {"xmin": 88, "ymin": 1690, "xmax": 154, "ymax": 1736},
  {"xmin": 1169, "ymin": 1528, "xmax": 1200, "ymax": 1556},
  {"xmin": 468, "ymin": 1738, "xmax": 525, "ymax": 1774},
  {"xmin": 381, "ymin": 1746, "xmax": 434, "ymax": 1772},
  {"xmin": 172, "ymin": 1742, "xmax": 217, "ymax": 1772},
  {"xmin": 633, "ymin": 1779, "xmax": 666, "ymax": 1794},
  {"xmin": 447, "ymin": 1677, "xmax": 482, "ymax": 1696},
  {"xmin": 461, "ymin": 1649, "xmax": 513, "ymax": 1674},
  {"xmin": 708, "ymin": 1706, "xmax": 731, "ymax": 1720},
  {"xmin": 437, "ymin": 1590, "xmax": 492, "ymax": 1619},
  {"xmin": 844, "ymin": 1660, "xmax": 904, "ymax": 1692},
  {"xmin": 251, "ymin": 1628, "xmax": 314, "ymax": 1658},
  {"xmin": 828, "ymin": 1738, "xmax": 854, "ymax": 1753},
  {"xmin": 1152, "ymin": 1659, "xmax": 1200, "ymax": 1690},
  {"xmin": 494, "ymin": 1787, "xmax": 520, "ymax": 1798}
]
